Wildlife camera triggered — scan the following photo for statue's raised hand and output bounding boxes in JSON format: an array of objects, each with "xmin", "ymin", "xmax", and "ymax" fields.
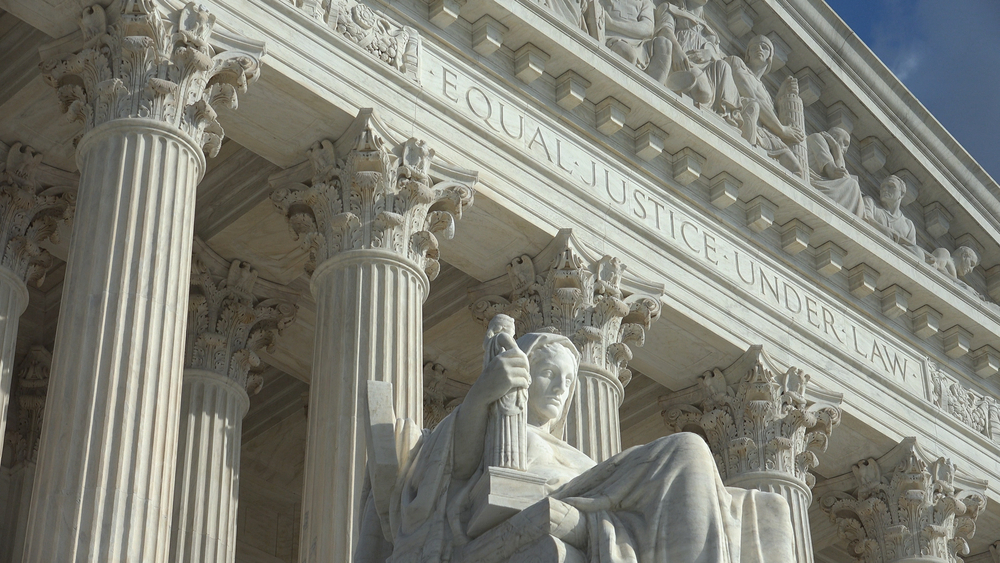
[{"xmin": 467, "ymin": 332, "xmax": 530, "ymax": 408}]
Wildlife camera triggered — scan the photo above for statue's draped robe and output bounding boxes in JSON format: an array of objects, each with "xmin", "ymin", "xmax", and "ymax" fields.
[
  {"xmin": 863, "ymin": 196, "xmax": 922, "ymax": 257},
  {"xmin": 362, "ymin": 407, "xmax": 795, "ymax": 563},
  {"xmin": 806, "ymin": 132, "xmax": 864, "ymax": 216}
]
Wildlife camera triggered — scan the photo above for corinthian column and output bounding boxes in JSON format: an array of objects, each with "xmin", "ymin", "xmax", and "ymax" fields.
[
  {"xmin": 271, "ymin": 109, "xmax": 476, "ymax": 561},
  {"xmin": 170, "ymin": 240, "xmax": 296, "ymax": 563},
  {"xmin": 0, "ymin": 142, "xmax": 74, "ymax": 463},
  {"xmin": 817, "ymin": 438, "xmax": 986, "ymax": 563},
  {"xmin": 24, "ymin": 4, "xmax": 263, "ymax": 561},
  {"xmin": 470, "ymin": 229, "xmax": 663, "ymax": 462},
  {"xmin": 659, "ymin": 345, "xmax": 843, "ymax": 563},
  {"xmin": 0, "ymin": 346, "xmax": 52, "ymax": 563}
]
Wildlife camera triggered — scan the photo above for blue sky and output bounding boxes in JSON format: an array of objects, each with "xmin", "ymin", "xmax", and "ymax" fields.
[{"xmin": 825, "ymin": 0, "xmax": 1000, "ymax": 182}]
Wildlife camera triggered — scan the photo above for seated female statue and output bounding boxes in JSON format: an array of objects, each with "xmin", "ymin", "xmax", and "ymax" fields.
[{"xmin": 357, "ymin": 331, "xmax": 795, "ymax": 563}]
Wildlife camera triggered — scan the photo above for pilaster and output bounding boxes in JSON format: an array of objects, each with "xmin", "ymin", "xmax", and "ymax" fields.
[
  {"xmin": 470, "ymin": 230, "xmax": 663, "ymax": 461},
  {"xmin": 270, "ymin": 108, "xmax": 475, "ymax": 561},
  {"xmin": 659, "ymin": 345, "xmax": 843, "ymax": 563},
  {"xmin": 170, "ymin": 240, "xmax": 296, "ymax": 563},
  {"xmin": 817, "ymin": 438, "xmax": 987, "ymax": 563},
  {"xmin": 24, "ymin": 3, "xmax": 262, "ymax": 561}
]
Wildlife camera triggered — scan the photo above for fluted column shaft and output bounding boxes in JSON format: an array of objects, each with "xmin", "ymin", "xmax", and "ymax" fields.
[
  {"xmin": 300, "ymin": 250, "xmax": 426, "ymax": 562},
  {"xmin": 0, "ymin": 266, "xmax": 28, "ymax": 461},
  {"xmin": 565, "ymin": 364, "xmax": 623, "ymax": 462},
  {"xmin": 23, "ymin": 120, "xmax": 203, "ymax": 563},
  {"xmin": 171, "ymin": 369, "xmax": 250, "ymax": 563},
  {"xmin": 727, "ymin": 472, "xmax": 813, "ymax": 563}
]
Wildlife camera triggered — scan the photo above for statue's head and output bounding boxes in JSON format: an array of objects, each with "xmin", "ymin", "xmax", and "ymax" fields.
[
  {"xmin": 955, "ymin": 246, "xmax": 979, "ymax": 277},
  {"xmin": 879, "ymin": 175, "xmax": 906, "ymax": 205},
  {"xmin": 829, "ymin": 127, "xmax": 851, "ymax": 152},
  {"xmin": 516, "ymin": 332, "xmax": 580, "ymax": 435},
  {"xmin": 745, "ymin": 35, "xmax": 774, "ymax": 75}
]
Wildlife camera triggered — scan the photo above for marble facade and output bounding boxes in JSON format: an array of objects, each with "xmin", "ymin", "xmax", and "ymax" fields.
[{"xmin": 0, "ymin": 0, "xmax": 997, "ymax": 562}]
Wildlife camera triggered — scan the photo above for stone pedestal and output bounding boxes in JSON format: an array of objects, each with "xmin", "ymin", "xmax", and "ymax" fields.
[
  {"xmin": 660, "ymin": 345, "xmax": 842, "ymax": 563},
  {"xmin": 24, "ymin": 4, "xmax": 262, "ymax": 560},
  {"xmin": 271, "ymin": 109, "xmax": 475, "ymax": 560},
  {"xmin": 564, "ymin": 364, "xmax": 624, "ymax": 462},
  {"xmin": 171, "ymin": 370, "xmax": 250, "ymax": 563}
]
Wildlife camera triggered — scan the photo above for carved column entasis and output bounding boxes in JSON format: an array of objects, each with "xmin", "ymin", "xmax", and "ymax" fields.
[
  {"xmin": 25, "ymin": 4, "xmax": 262, "ymax": 562},
  {"xmin": 470, "ymin": 230, "xmax": 663, "ymax": 462},
  {"xmin": 818, "ymin": 438, "xmax": 986, "ymax": 563},
  {"xmin": 659, "ymin": 346, "xmax": 843, "ymax": 563},
  {"xmin": 271, "ymin": 110, "xmax": 475, "ymax": 561},
  {"xmin": 0, "ymin": 143, "xmax": 73, "ymax": 463},
  {"xmin": 170, "ymin": 241, "xmax": 296, "ymax": 563},
  {"xmin": 0, "ymin": 346, "xmax": 51, "ymax": 563}
]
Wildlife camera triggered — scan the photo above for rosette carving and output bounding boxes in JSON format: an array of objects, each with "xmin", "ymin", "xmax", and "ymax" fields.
[
  {"xmin": 39, "ymin": 1, "xmax": 264, "ymax": 156},
  {"xmin": 6, "ymin": 346, "xmax": 52, "ymax": 465},
  {"xmin": 187, "ymin": 240, "xmax": 297, "ymax": 393},
  {"xmin": 469, "ymin": 229, "xmax": 663, "ymax": 385},
  {"xmin": 819, "ymin": 438, "xmax": 987, "ymax": 563},
  {"xmin": 0, "ymin": 143, "xmax": 76, "ymax": 287},
  {"xmin": 659, "ymin": 345, "xmax": 842, "ymax": 487},
  {"xmin": 270, "ymin": 109, "xmax": 476, "ymax": 279}
]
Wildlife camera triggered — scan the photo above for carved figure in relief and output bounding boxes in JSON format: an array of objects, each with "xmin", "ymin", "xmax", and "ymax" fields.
[
  {"xmin": 805, "ymin": 127, "xmax": 864, "ymax": 216},
  {"xmin": 358, "ymin": 330, "xmax": 795, "ymax": 563},
  {"xmin": 598, "ymin": 0, "xmax": 655, "ymax": 66},
  {"xmin": 645, "ymin": 0, "xmax": 740, "ymax": 120},
  {"xmin": 728, "ymin": 36, "xmax": 806, "ymax": 176},
  {"xmin": 862, "ymin": 175, "xmax": 921, "ymax": 257}
]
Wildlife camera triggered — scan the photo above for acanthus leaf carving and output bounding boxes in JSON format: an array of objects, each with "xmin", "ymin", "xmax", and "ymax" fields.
[
  {"xmin": 328, "ymin": 0, "xmax": 421, "ymax": 82},
  {"xmin": 819, "ymin": 438, "xmax": 987, "ymax": 563},
  {"xmin": 270, "ymin": 109, "xmax": 476, "ymax": 278},
  {"xmin": 469, "ymin": 229, "xmax": 663, "ymax": 384},
  {"xmin": 659, "ymin": 345, "xmax": 842, "ymax": 488},
  {"xmin": 186, "ymin": 240, "xmax": 297, "ymax": 393},
  {"xmin": 0, "ymin": 142, "xmax": 76, "ymax": 287},
  {"xmin": 6, "ymin": 346, "xmax": 53, "ymax": 465},
  {"xmin": 40, "ymin": 1, "xmax": 264, "ymax": 156}
]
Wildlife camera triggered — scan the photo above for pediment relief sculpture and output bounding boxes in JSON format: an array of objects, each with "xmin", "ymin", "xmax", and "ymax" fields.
[
  {"xmin": 358, "ymin": 321, "xmax": 795, "ymax": 563},
  {"xmin": 862, "ymin": 175, "xmax": 922, "ymax": 257},
  {"xmin": 806, "ymin": 127, "xmax": 864, "ymax": 216},
  {"xmin": 921, "ymin": 246, "xmax": 996, "ymax": 309},
  {"xmin": 646, "ymin": 0, "xmax": 740, "ymax": 120},
  {"xmin": 729, "ymin": 35, "xmax": 806, "ymax": 178}
]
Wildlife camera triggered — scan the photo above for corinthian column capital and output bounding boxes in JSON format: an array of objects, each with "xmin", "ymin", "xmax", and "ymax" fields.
[
  {"xmin": 269, "ymin": 108, "xmax": 476, "ymax": 279},
  {"xmin": 39, "ymin": 1, "xmax": 264, "ymax": 156},
  {"xmin": 660, "ymin": 345, "xmax": 843, "ymax": 488},
  {"xmin": 470, "ymin": 229, "xmax": 663, "ymax": 385},
  {"xmin": 817, "ymin": 438, "xmax": 987, "ymax": 563},
  {"xmin": 0, "ymin": 142, "xmax": 76, "ymax": 288},
  {"xmin": 187, "ymin": 239, "xmax": 297, "ymax": 393}
]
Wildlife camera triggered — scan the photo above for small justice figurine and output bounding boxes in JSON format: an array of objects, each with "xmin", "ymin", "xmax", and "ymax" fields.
[{"xmin": 482, "ymin": 314, "xmax": 527, "ymax": 470}]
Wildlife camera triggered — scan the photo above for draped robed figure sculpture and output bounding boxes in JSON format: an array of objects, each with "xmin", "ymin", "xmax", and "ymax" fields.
[{"xmin": 357, "ymin": 316, "xmax": 795, "ymax": 563}]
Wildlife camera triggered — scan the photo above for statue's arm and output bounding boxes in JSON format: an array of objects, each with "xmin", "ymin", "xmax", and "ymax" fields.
[{"xmin": 453, "ymin": 339, "xmax": 530, "ymax": 480}]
